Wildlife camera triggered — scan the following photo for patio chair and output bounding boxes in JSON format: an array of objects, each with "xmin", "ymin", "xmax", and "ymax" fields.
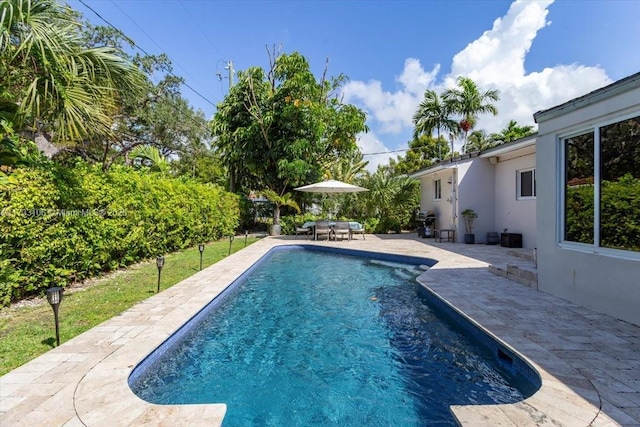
[
  {"xmin": 333, "ymin": 221, "xmax": 351, "ymax": 241},
  {"xmin": 350, "ymin": 222, "xmax": 365, "ymax": 240},
  {"xmin": 295, "ymin": 224, "xmax": 311, "ymax": 239},
  {"xmin": 314, "ymin": 221, "xmax": 332, "ymax": 241}
]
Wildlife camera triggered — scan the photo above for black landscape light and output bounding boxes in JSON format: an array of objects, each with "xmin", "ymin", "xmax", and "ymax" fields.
[
  {"xmin": 228, "ymin": 234, "xmax": 234, "ymax": 256},
  {"xmin": 244, "ymin": 230, "xmax": 248, "ymax": 247},
  {"xmin": 198, "ymin": 243, "xmax": 205, "ymax": 271},
  {"xmin": 156, "ymin": 255, "xmax": 165, "ymax": 293},
  {"xmin": 46, "ymin": 287, "xmax": 64, "ymax": 347}
]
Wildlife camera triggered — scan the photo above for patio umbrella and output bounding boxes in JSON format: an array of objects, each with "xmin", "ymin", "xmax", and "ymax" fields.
[
  {"xmin": 295, "ymin": 179, "xmax": 368, "ymax": 225},
  {"xmin": 294, "ymin": 179, "xmax": 368, "ymax": 193}
]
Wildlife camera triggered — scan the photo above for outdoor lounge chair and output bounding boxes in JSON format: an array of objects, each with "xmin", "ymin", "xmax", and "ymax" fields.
[
  {"xmin": 333, "ymin": 221, "xmax": 351, "ymax": 241},
  {"xmin": 350, "ymin": 222, "xmax": 365, "ymax": 240},
  {"xmin": 314, "ymin": 221, "xmax": 332, "ymax": 240},
  {"xmin": 295, "ymin": 225, "xmax": 311, "ymax": 239}
]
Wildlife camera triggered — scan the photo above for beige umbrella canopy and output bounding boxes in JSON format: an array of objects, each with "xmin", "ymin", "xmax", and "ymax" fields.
[{"xmin": 294, "ymin": 179, "xmax": 368, "ymax": 193}]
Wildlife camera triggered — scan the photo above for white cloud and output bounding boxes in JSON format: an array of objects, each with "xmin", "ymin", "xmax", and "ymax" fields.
[
  {"xmin": 344, "ymin": 0, "xmax": 612, "ymax": 158},
  {"xmin": 343, "ymin": 59, "xmax": 439, "ymax": 135},
  {"xmin": 446, "ymin": 0, "xmax": 610, "ymax": 134},
  {"xmin": 356, "ymin": 132, "xmax": 394, "ymax": 172},
  {"xmin": 447, "ymin": 0, "xmax": 553, "ymax": 88},
  {"xmin": 397, "ymin": 59, "xmax": 440, "ymax": 96}
]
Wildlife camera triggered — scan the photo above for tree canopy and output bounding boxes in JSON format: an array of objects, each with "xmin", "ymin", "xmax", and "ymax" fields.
[
  {"xmin": 1, "ymin": 1, "xmax": 217, "ymax": 178},
  {"xmin": 1, "ymin": 0, "xmax": 144, "ymax": 144},
  {"xmin": 489, "ymin": 119, "xmax": 535, "ymax": 144},
  {"xmin": 210, "ymin": 50, "xmax": 368, "ymax": 220},
  {"xmin": 412, "ymin": 89, "xmax": 458, "ymax": 150},
  {"xmin": 443, "ymin": 77, "xmax": 499, "ymax": 153},
  {"xmin": 388, "ymin": 134, "xmax": 450, "ymax": 175}
]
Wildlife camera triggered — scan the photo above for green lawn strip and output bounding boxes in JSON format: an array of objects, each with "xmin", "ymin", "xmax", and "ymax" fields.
[{"xmin": 0, "ymin": 236, "xmax": 261, "ymax": 375}]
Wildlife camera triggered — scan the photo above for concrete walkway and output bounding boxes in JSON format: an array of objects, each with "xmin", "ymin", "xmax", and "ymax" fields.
[{"xmin": 1, "ymin": 234, "xmax": 639, "ymax": 426}]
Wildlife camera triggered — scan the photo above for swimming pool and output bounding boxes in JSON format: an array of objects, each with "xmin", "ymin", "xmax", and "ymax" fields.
[{"xmin": 129, "ymin": 246, "xmax": 540, "ymax": 426}]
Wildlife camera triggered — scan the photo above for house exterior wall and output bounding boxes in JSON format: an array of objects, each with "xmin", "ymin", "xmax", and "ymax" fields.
[
  {"xmin": 418, "ymin": 168, "xmax": 456, "ymax": 232},
  {"xmin": 536, "ymin": 83, "xmax": 640, "ymax": 326},
  {"xmin": 493, "ymin": 152, "xmax": 537, "ymax": 248},
  {"xmin": 456, "ymin": 159, "xmax": 495, "ymax": 243}
]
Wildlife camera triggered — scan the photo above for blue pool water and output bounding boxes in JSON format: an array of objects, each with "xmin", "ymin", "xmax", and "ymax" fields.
[{"xmin": 129, "ymin": 247, "xmax": 539, "ymax": 426}]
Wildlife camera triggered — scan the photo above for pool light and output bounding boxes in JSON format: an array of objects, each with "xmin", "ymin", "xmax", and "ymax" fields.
[
  {"xmin": 156, "ymin": 255, "xmax": 165, "ymax": 293},
  {"xmin": 198, "ymin": 243, "xmax": 205, "ymax": 270},
  {"xmin": 46, "ymin": 287, "xmax": 64, "ymax": 346}
]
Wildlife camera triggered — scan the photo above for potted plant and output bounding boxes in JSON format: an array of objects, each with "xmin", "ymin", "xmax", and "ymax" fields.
[
  {"xmin": 461, "ymin": 208, "xmax": 478, "ymax": 244},
  {"xmin": 263, "ymin": 190, "xmax": 300, "ymax": 236}
]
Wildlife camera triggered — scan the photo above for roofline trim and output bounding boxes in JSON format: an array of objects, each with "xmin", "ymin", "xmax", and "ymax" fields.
[
  {"xmin": 534, "ymin": 72, "xmax": 640, "ymax": 123},
  {"xmin": 479, "ymin": 135, "xmax": 536, "ymax": 158}
]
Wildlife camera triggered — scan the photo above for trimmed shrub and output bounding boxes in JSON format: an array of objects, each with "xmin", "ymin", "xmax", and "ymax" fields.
[{"xmin": 0, "ymin": 163, "xmax": 239, "ymax": 305}]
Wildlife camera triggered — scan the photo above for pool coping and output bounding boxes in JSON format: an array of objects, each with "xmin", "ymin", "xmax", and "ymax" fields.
[{"xmin": 1, "ymin": 235, "xmax": 633, "ymax": 426}]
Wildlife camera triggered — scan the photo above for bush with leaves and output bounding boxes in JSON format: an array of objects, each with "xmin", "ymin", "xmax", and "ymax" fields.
[{"xmin": 0, "ymin": 162, "xmax": 239, "ymax": 305}]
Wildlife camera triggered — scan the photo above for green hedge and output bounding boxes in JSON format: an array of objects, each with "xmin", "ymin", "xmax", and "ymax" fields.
[{"xmin": 0, "ymin": 163, "xmax": 239, "ymax": 305}]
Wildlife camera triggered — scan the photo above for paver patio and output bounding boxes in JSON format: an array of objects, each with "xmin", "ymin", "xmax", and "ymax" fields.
[{"xmin": 1, "ymin": 234, "xmax": 639, "ymax": 426}]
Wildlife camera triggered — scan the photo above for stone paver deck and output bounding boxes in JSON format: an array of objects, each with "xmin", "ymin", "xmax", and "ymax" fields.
[{"xmin": 1, "ymin": 234, "xmax": 639, "ymax": 426}]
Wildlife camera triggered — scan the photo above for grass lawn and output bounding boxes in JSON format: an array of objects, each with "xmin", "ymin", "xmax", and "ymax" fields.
[{"xmin": 0, "ymin": 236, "xmax": 262, "ymax": 376}]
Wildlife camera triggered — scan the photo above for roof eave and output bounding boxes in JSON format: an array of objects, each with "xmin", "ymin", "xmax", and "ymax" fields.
[
  {"xmin": 409, "ymin": 153, "xmax": 478, "ymax": 179},
  {"xmin": 534, "ymin": 72, "xmax": 640, "ymax": 124},
  {"xmin": 479, "ymin": 134, "xmax": 537, "ymax": 158}
]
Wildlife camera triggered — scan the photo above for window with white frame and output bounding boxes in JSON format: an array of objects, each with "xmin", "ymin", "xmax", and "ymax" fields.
[
  {"xmin": 562, "ymin": 113, "xmax": 640, "ymax": 253},
  {"xmin": 434, "ymin": 179, "xmax": 442, "ymax": 200},
  {"xmin": 517, "ymin": 168, "xmax": 536, "ymax": 199}
]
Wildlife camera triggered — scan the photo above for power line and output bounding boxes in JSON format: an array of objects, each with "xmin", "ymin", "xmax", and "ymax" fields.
[
  {"xmin": 71, "ymin": 1, "xmax": 414, "ymax": 160},
  {"xmin": 178, "ymin": 0, "xmax": 226, "ymax": 59},
  {"xmin": 110, "ymin": 0, "xmax": 219, "ymax": 103},
  {"xmin": 77, "ymin": 0, "xmax": 217, "ymax": 108},
  {"xmin": 361, "ymin": 147, "xmax": 409, "ymax": 156},
  {"xmin": 361, "ymin": 144, "xmax": 450, "ymax": 156}
]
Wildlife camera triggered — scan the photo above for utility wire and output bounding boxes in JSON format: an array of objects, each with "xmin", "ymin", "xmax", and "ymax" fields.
[
  {"xmin": 362, "ymin": 147, "xmax": 409, "ymax": 156},
  {"xmin": 175, "ymin": 0, "xmax": 231, "ymax": 101},
  {"xmin": 178, "ymin": 0, "xmax": 226, "ymax": 59},
  {"xmin": 110, "ymin": 0, "xmax": 219, "ymax": 103},
  {"xmin": 72, "ymin": 1, "xmax": 414, "ymax": 160},
  {"xmin": 360, "ymin": 144, "xmax": 449, "ymax": 156},
  {"xmin": 78, "ymin": 0, "xmax": 217, "ymax": 108}
]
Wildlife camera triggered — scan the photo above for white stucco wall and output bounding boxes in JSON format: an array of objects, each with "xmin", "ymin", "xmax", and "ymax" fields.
[
  {"xmin": 493, "ymin": 153, "xmax": 537, "ymax": 248},
  {"xmin": 457, "ymin": 159, "xmax": 495, "ymax": 243},
  {"xmin": 536, "ymin": 81, "xmax": 640, "ymax": 326},
  {"xmin": 418, "ymin": 167, "xmax": 457, "ymax": 232}
]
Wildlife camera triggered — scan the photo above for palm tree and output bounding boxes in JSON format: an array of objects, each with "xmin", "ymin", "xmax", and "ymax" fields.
[
  {"xmin": 324, "ymin": 151, "xmax": 369, "ymax": 183},
  {"xmin": 129, "ymin": 146, "xmax": 170, "ymax": 175},
  {"xmin": 490, "ymin": 119, "xmax": 535, "ymax": 144},
  {"xmin": 466, "ymin": 130, "xmax": 496, "ymax": 152},
  {"xmin": 262, "ymin": 189, "xmax": 300, "ymax": 226},
  {"xmin": 443, "ymin": 77, "xmax": 499, "ymax": 153},
  {"xmin": 0, "ymin": 0, "xmax": 144, "ymax": 143},
  {"xmin": 412, "ymin": 90, "xmax": 459, "ymax": 159}
]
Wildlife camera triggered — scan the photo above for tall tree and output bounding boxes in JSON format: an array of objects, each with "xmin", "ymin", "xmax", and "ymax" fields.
[
  {"xmin": 353, "ymin": 168, "xmax": 419, "ymax": 232},
  {"xmin": 443, "ymin": 77, "xmax": 499, "ymax": 153},
  {"xmin": 324, "ymin": 151, "xmax": 368, "ymax": 183},
  {"xmin": 466, "ymin": 130, "xmax": 496, "ymax": 152},
  {"xmin": 69, "ymin": 25, "xmax": 214, "ymax": 172},
  {"xmin": 412, "ymin": 89, "xmax": 459, "ymax": 158},
  {"xmin": 490, "ymin": 119, "xmax": 535, "ymax": 144},
  {"xmin": 388, "ymin": 134, "xmax": 450, "ymax": 175},
  {"xmin": 211, "ymin": 51, "xmax": 367, "ymax": 224},
  {"xmin": 0, "ymin": 0, "xmax": 144, "ymax": 144}
]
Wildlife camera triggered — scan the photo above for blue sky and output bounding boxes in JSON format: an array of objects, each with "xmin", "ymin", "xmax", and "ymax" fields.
[{"xmin": 69, "ymin": 0, "xmax": 640, "ymax": 170}]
